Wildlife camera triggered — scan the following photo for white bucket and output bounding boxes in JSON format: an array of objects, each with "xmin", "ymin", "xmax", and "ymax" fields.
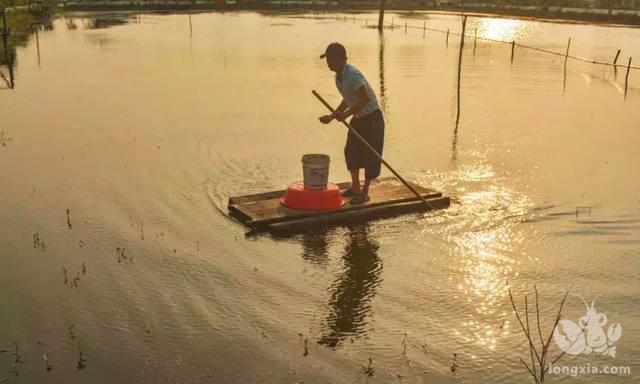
[{"xmin": 302, "ymin": 154, "xmax": 330, "ymax": 190}]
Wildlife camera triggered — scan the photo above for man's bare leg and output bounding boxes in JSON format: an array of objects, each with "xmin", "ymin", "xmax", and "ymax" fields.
[
  {"xmin": 362, "ymin": 178, "xmax": 372, "ymax": 197},
  {"xmin": 350, "ymin": 169, "xmax": 361, "ymax": 194}
]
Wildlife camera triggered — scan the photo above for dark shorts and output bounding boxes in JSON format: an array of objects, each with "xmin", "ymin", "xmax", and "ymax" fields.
[{"xmin": 344, "ymin": 109, "xmax": 385, "ymax": 180}]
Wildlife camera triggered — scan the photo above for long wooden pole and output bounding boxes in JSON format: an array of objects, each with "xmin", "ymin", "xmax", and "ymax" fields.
[{"xmin": 312, "ymin": 90, "xmax": 433, "ymax": 209}]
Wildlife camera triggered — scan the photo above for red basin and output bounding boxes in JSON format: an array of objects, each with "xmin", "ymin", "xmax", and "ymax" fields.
[{"xmin": 280, "ymin": 181, "xmax": 345, "ymax": 211}]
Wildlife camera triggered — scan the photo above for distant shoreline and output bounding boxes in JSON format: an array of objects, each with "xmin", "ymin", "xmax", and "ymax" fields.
[{"xmin": 55, "ymin": 3, "xmax": 640, "ymax": 28}]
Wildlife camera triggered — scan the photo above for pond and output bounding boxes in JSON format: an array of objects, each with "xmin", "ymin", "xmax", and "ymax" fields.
[{"xmin": 0, "ymin": 10, "xmax": 639, "ymax": 383}]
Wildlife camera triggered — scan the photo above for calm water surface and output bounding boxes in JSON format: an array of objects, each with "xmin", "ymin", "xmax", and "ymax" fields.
[{"xmin": 1, "ymin": 10, "xmax": 639, "ymax": 383}]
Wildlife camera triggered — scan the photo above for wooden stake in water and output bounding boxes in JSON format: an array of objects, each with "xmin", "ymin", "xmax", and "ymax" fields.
[
  {"xmin": 35, "ymin": 25, "xmax": 40, "ymax": 67},
  {"xmin": 613, "ymin": 48, "xmax": 621, "ymax": 75},
  {"xmin": 564, "ymin": 37, "xmax": 571, "ymax": 68},
  {"xmin": 1, "ymin": 10, "xmax": 7, "ymax": 44},
  {"xmin": 613, "ymin": 49, "xmax": 621, "ymax": 65},
  {"xmin": 189, "ymin": 14, "xmax": 192, "ymax": 36},
  {"xmin": 446, "ymin": 29, "xmax": 449, "ymax": 46},
  {"xmin": 377, "ymin": 0, "xmax": 386, "ymax": 31},
  {"xmin": 511, "ymin": 41, "xmax": 515, "ymax": 61},
  {"xmin": 423, "ymin": 21, "xmax": 426, "ymax": 38},
  {"xmin": 456, "ymin": 16, "xmax": 467, "ymax": 128},
  {"xmin": 625, "ymin": 57, "xmax": 632, "ymax": 99}
]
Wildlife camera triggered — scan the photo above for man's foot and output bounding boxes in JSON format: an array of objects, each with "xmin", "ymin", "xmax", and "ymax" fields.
[
  {"xmin": 341, "ymin": 188, "xmax": 360, "ymax": 197},
  {"xmin": 350, "ymin": 194, "xmax": 370, "ymax": 205}
]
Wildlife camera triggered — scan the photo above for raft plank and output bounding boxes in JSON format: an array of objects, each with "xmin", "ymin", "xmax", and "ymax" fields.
[
  {"xmin": 244, "ymin": 188, "xmax": 440, "ymax": 227},
  {"xmin": 267, "ymin": 196, "xmax": 451, "ymax": 233},
  {"xmin": 227, "ymin": 178, "xmax": 448, "ymax": 231}
]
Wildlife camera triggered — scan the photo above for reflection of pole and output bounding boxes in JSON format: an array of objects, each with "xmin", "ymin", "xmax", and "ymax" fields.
[
  {"xmin": 6, "ymin": 45, "xmax": 14, "ymax": 89},
  {"xmin": 473, "ymin": 27, "xmax": 477, "ymax": 55},
  {"xmin": 378, "ymin": 30, "xmax": 387, "ymax": 113}
]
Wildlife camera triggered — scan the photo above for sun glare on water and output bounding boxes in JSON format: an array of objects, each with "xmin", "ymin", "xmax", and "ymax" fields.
[{"xmin": 478, "ymin": 18, "xmax": 528, "ymax": 42}]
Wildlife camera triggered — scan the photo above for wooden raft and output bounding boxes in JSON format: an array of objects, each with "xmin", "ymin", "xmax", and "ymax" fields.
[{"xmin": 228, "ymin": 177, "xmax": 450, "ymax": 233}]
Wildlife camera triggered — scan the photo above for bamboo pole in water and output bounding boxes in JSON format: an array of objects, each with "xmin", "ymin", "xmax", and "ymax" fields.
[
  {"xmin": 1, "ymin": 11, "xmax": 7, "ymax": 42},
  {"xmin": 377, "ymin": 0, "xmax": 385, "ymax": 31},
  {"xmin": 189, "ymin": 14, "xmax": 192, "ymax": 36},
  {"xmin": 34, "ymin": 25, "xmax": 40, "ymax": 67},
  {"xmin": 564, "ymin": 38, "xmax": 571, "ymax": 68},
  {"xmin": 625, "ymin": 57, "xmax": 632, "ymax": 98},
  {"xmin": 423, "ymin": 21, "xmax": 426, "ymax": 38},
  {"xmin": 456, "ymin": 16, "xmax": 467, "ymax": 128},
  {"xmin": 511, "ymin": 41, "xmax": 515, "ymax": 61},
  {"xmin": 613, "ymin": 49, "xmax": 621, "ymax": 65},
  {"xmin": 446, "ymin": 29, "xmax": 449, "ymax": 46}
]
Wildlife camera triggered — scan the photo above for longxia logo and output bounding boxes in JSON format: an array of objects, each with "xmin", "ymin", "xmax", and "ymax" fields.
[{"xmin": 553, "ymin": 297, "xmax": 622, "ymax": 357}]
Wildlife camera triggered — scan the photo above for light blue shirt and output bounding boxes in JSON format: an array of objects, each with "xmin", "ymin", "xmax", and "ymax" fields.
[{"xmin": 335, "ymin": 63, "xmax": 380, "ymax": 118}]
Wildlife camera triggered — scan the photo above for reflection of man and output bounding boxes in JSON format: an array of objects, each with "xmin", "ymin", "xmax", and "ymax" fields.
[
  {"xmin": 318, "ymin": 224, "xmax": 382, "ymax": 348},
  {"xmin": 318, "ymin": 43, "xmax": 385, "ymax": 205}
]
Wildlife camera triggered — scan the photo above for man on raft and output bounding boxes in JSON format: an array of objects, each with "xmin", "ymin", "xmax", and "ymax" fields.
[{"xmin": 318, "ymin": 42, "xmax": 385, "ymax": 205}]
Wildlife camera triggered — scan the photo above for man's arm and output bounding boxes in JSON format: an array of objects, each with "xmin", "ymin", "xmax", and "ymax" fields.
[
  {"xmin": 338, "ymin": 85, "xmax": 369, "ymax": 120},
  {"xmin": 319, "ymin": 99, "xmax": 348, "ymax": 124},
  {"xmin": 330, "ymin": 99, "xmax": 349, "ymax": 118}
]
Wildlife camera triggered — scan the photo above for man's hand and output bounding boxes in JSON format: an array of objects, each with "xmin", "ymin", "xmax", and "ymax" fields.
[
  {"xmin": 334, "ymin": 110, "xmax": 350, "ymax": 122},
  {"xmin": 319, "ymin": 115, "xmax": 333, "ymax": 124}
]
